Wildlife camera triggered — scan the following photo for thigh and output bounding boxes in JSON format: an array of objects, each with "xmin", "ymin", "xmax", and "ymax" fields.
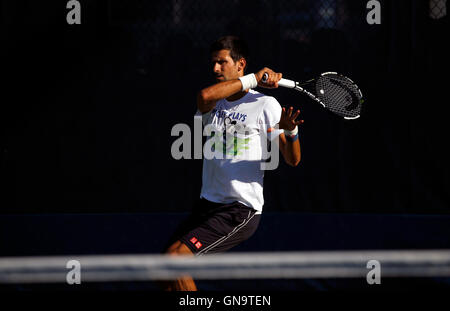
[
  {"xmin": 163, "ymin": 199, "xmax": 212, "ymax": 252},
  {"xmin": 179, "ymin": 202, "xmax": 261, "ymax": 255}
]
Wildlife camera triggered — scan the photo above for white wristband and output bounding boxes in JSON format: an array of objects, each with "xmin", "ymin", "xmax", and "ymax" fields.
[
  {"xmin": 284, "ymin": 126, "xmax": 298, "ymax": 137},
  {"xmin": 238, "ymin": 73, "xmax": 258, "ymax": 91}
]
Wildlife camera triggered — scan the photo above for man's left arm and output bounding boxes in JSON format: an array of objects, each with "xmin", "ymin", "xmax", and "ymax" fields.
[{"xmin": 277, "ymin": 107, "xmax": 303, "ymax": 167}]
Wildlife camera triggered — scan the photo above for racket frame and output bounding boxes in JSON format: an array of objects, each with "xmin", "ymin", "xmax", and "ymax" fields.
[{"xmin": 265, "ymin": 72, "xmax": 362, "ymax": 120}]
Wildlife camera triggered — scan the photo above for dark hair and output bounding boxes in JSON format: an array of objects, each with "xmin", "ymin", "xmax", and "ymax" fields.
[{"xmin": 210, "ymin": 36, "xmax": 249, "ymax": 64}]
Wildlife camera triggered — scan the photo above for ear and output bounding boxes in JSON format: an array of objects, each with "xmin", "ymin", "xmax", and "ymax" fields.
[{"xmin": 237, "ymin": 58, "xmax": 247, "ymax": 73}]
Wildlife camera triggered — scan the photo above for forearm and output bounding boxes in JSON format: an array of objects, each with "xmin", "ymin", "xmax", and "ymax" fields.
[
  {"xmin": 197, "ymin": 69, "xmax": 280, "ymax": 113},
  {"xmin": 277, "ymin": 106, "xmax": 303, "ymax": 167},
  {"xmin": 197, "ymin": 79, "xmax": 243, "ymax": 113},
  {"xmin": 279, "ymin": 134, "xmax": 301, "ymax": 167}
]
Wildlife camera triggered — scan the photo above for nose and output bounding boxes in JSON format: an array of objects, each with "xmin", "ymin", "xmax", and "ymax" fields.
[{"xmin": 213, "ymin": 62, "xmax": 221, "ymax": 73}]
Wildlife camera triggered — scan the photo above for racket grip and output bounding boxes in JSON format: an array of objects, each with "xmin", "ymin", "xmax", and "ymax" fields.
[
  {"xmin": 278, "ymin": 78, "xmax": 296, "ymax": 88},
  {"xmin": 261, "ymin": 73, "xmax": 296, "ymax": 88}
]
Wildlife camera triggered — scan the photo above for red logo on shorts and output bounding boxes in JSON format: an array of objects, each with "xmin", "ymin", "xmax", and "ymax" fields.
[
  {"xmin": 189, "ymin": 237, "xmax": 198, "ymax": 244},
  {"xmin": 195, "ymin": 241, "xmax": 202, "ymax": 249}
]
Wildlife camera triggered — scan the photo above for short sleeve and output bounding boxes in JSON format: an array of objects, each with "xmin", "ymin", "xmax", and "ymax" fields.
[
  {"xmin": 259, "ymin": 97, "xmax": 283, "ymax": 141},
  {"xmin": 195, "ymin": 109, "xmax": 213, "ymax": 126}
]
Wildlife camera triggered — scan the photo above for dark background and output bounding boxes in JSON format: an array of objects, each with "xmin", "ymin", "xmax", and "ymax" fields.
[
  {"xmin": 1, "ymin": 0, "xmax": 449, "ymax": 215},
  {"xmin": 1, "ymin": 0, "xmax": 449, "ymax": 291}
]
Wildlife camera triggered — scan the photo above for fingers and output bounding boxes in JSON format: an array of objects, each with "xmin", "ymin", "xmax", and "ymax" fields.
[
  {"xmin": 282, "ymin": 107, "xmax": 292, "ymax": 119},
  {"xmin": 284, "ymin": 107, "xmax": 304, "ymax": 123},
  {"xmin": 284, "ymin": 107, "xmax": 300, "ymax": 119},
  {"xmin": 257, "ymin": 67, "xmax": 282, "ymax": 88},
  {"xmin": 266, "ymin": 72, "xmax": 282, "ymax": 86},
  {"xmin": 280, "ymin": 107, "xmax": 304, "ymax": 130}
]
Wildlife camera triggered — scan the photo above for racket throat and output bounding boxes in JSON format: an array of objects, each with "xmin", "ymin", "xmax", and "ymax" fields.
[{"xmin": 294, "ymin": 85, "xmax": 326, "ymax": 108}]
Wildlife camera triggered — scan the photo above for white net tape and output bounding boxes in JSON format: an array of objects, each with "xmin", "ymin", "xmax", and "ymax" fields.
[{"xmin": 1, "ymin": 250, "xmax": 450, "ymax": 283}]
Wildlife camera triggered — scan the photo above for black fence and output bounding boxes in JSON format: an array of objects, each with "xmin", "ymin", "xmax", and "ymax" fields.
[
  {"xmin": 110, "ymin": 0, "xmax": 367, "ymax": 72},
  {"xmin": 1, "ymin": 0, "xmax": 449, "ymax": 214}
]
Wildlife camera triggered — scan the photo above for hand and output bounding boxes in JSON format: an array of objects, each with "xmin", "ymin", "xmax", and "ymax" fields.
[
  {"xmin": 278, "ymin": 107, "xmax": 304, "ymax": 131},
  {"xmin": 255, "ymin": 67, "xmax": 282, "ymax": 89}
]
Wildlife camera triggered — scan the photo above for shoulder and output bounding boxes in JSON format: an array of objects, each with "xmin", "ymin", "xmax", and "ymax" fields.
[
  {"xmin": 248, "ymin": 90, "xmax": 281, "ymax": 110},
  {"xmin": 248, "ymin": 90, "xmax": 281, "ymax": 124}
]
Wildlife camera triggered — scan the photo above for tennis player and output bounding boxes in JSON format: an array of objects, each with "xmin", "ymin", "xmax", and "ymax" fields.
[{"xmin": 164, "ymin": 36, "xmax": 302, "ymax": 291}]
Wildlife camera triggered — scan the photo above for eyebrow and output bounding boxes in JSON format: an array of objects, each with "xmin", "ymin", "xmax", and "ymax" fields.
[{"xmin": 211, "ymin": 58, "xmax": 227, "ymax": 63}]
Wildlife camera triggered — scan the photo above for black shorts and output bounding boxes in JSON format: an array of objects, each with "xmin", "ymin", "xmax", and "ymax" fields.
[{"xmin": 167, "ymin": 199, "xmax": 260, "ymax": 255}]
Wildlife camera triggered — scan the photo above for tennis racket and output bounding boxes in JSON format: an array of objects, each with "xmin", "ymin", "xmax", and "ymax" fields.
[{"xmin": 262, "ymin": 72, "xmax": 364, "ymax": 120}]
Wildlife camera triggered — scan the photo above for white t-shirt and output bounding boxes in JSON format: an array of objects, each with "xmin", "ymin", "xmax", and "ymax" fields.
[{"xmin": 197, "ymin": 89, "xmax": 283, "ymax": 213}]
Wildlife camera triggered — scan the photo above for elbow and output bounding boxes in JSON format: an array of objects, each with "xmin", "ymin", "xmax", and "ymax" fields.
[
  {"xmin": 282, "ymin": 147, "xmax": 301, "ymax": 167},
  {"xmin": 288, "ymin": 155, "xmax": 301, "ymax": 167},
  {"xmin": 198, "ymin": 89, "xmax": 208, "ymax": 102},
  {"xmin": 289, "ymin": 159, "xmax": 301, "ymax": 167},
  {"xmin": 197, "ymin": 90, "xmax": 210, "ymax": 113}
]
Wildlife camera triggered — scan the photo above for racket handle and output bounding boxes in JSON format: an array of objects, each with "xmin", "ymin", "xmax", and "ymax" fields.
[
  {"xmin": 278, "ymin": 78, "xmax": 296, "ymax": 88},
  {"xmin": 261, "ymin": 73, "xmax": 296, "ymax": 88}
]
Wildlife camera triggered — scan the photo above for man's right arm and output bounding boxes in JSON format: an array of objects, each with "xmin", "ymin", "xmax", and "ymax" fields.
[
  {"xmin": 197, "ymin": 68, "xmax": 282, "ymax": 113},
  {"xmin": 197, "ymin": 79, "xmax": 243, "ymax": 113}
]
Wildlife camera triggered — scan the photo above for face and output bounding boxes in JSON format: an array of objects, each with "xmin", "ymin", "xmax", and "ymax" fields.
[{"xmin": 211, "ymin": 49, "xmax": 245, "ymax": 82}]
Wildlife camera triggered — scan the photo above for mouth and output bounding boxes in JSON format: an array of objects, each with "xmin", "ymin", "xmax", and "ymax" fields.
[{"xmin": 215, "ymin": 75, "xmax": 224, "ymax": 81}]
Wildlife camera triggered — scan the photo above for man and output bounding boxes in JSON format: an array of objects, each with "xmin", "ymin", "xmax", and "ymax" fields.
[{"xmin": 165, "ymin": 36, "xmax": 302, "ymax": 291}]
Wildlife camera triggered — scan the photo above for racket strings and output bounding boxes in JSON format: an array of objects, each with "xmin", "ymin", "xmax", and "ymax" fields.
[{"xmin": 315, "ymin": 74, "xmax": 362, "ymax": 119}]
